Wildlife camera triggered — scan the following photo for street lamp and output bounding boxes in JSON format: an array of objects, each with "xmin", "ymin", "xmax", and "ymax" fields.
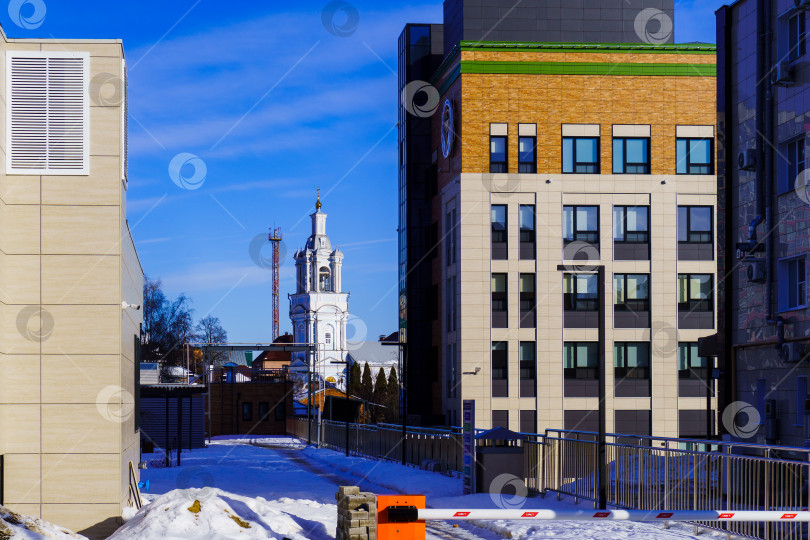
[
  {"xmin": 331, "ymin": 359, "xmax": 351, "ymax": 457},
  {"xmin": 381, "ymin": 339, "xmax": 407, "ymax": 465},
  {"xmin": 558, "ymin": 263, "xmax": 606, "ymax": 510}
]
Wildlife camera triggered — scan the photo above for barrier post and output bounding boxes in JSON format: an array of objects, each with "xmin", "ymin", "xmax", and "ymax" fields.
[{"xmin": 378, "ymin": 494, "xmax": 426, "ymax": 540}]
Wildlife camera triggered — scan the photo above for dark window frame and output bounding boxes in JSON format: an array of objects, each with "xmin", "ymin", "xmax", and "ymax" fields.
[
  {"xmin": 613, "ymin": 206, "xmax": 650, "ymax": 244},
  {"xmin": 564, "ymin": 342, "xmax": 599, "ymax": 380},
  {"xmin": 490, "ymin": 135, "xmax": 508, "ymax": 173},
  {"xmin": 678, "ymin": 273, "xmax": 714, "ymax": 313},
  {"xmin": 778, "ymin": 256, "xmax": 807, "ymax": 311},
  {"xmin": 676, "ymin": 137, "xmax": 714, "ymax": 175},
  {"xmin": 491, "ymin": 204, "xmax": 507, "ymax": 260},
  {"xmin": 563, "ymin": 205, "xmax": 600, "ymax": 245},
  {"xmin": 788, "ymin": 136, "xmax": 806, "ymax": 194},
  {"xmin": 678, "ymin": 206, "xmax": 713, "ymax": 244},
  {"xmin": 492, "ymin": 273, "xmax": 508, "ymax": 319},
  {"xmin": 614, "ymin": 274, "xmax": 650, "ymax": 312},
  {"xmin": 519, "ymin": 341, "xmax": 536, "ymax": 381},
  {"xmin": 614, "ymin": 342, "xmax": 651, "ymax": 380},
  {"xmin": 564, "ymin": 273, "xmax": 599, "ymax": 312},
  {"xmin": 242, "ymin": 402, "xmax": 253, "ymax": 422},
  {"xmin": 612, "ymin": 137, "xmax": 651, "ymax": 174},
  {"xmin": 520, "ymin": 273, "xmax": 536, "ymax": 327},
  {"xmin": 519, "ymin": 136, "xmax": 537, "ymax": 173},
  {"xmin": 519, "ymin": 205, "xmax": 536, "ymax": 244},
  {"xmin": 678, "ymin": 342, "xmax": 709, "ymax": 380},
  {"xmin": 562, "ymin": 136, "xmax": 601, "ymax": 174},
  {"xmin": 258, "ymin": 402, "xmax": 270, "ymax": 421},
  {"xmin": 492, "ymin": 341, "xmax": 508, "ymax": 381},
  {"xmin": 790, "ymin": 12, "xmax": 807, "ymax": 61}
]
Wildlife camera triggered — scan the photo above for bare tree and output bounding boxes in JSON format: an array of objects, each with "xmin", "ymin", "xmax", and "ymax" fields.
[
  {"xmin": 142, "ymin": 277, "xmax": 194, "ymax": 379},
  {"xmin": 194, "ymin": 315, "xmax": 229, "ymax": 368}
]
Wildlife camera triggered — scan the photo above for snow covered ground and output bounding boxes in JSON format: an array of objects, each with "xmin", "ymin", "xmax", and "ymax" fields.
[
  {"xmin": 0, "ymin": 505, "xmax": 85, "ymax": 539},
  {"xmin": 109, "ymin": 435, "xmax": 734, "ymax": 539}
]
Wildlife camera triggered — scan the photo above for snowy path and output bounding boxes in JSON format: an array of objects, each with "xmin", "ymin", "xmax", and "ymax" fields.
[{"xmin": 118, "ymin": 436, "xmax": 728, "ymax": 539}]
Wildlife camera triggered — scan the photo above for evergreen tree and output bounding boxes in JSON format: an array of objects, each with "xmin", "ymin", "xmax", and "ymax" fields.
[
  {"xmin": 372, "ymin": 368, "xmax": 388, "ymax": 422},
  {"xmin": 360, "ymin": 362, "xmax": 373, "ymax": 402},
  {"xmin": 386, "ymin": 367, "xmax": 400, "ymax": 422},
  {"xmin": 348, "ymin": 361, "xmax": 361, "ymax": 397}
]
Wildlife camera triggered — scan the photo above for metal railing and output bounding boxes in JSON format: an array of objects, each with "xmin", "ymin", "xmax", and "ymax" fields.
[{"xmin": 286, "ymin": 418, "xmax": 810, "ymax": 540}]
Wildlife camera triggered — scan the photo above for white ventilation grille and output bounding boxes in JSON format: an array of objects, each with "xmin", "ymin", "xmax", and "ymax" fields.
[{"xmin": 7, "ymin": 52, "xmax": 89, "ymax": 175}]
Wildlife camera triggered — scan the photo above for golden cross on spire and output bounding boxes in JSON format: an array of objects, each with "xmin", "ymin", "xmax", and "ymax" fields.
[{"xmin": 316, "ymin": 188, "xmax": 322, "ymax": 211}]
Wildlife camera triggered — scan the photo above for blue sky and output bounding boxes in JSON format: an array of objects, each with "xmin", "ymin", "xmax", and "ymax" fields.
[{"xmin": 1, "ymin": 0, "xmax": 727, "ymax": 343}]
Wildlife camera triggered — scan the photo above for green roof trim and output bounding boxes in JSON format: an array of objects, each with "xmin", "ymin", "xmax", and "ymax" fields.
[
  {"xmin": 460, "ymin": 60, "xmax": 716, "ymax": 77},
  {"xmin": 459, "ymin": 41, "xmax": 716, "ymax": 54}
]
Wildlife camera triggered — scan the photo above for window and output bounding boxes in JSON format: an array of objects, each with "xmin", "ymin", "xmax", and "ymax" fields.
[
  {"xmin": 492, "ymin": 342, "xmax": 508, "ymax": 397},
  {"xmin": 614, "ymin": 274, "xmax": 650, "ymax": 311},
  {"xmin": 678, "ymin": 343, "xmax": 708, "ymax": 379},
  {"xmin": 446, "ymin": 276, "xmax": 457, "ymax": 332},
  {"xmin": 613, "ymin": 138, "xmax": 650, "ymax": 174},
  {"xmin": 519, "ymin": 136, "xmax": 537, "ymax": 173},
  {"xmin": 564, "ymin": 342, "xmax": 599, "ymax": 379},
  {"xmin": 319, "ymin": 268, "xmax": 331, "ymax": 292},
  {"xmin": 790, "ymin": 13, "xmax": 807, "ymax": 61},
  {"xmin": 7, "ymin": 52, "xmax": 89, "ymax": 175},
  {"xmin": 678, "ymin": 274, "xmax": 714, "ymax": 312},
  {"xmin": 446, "ymin": 206, "xmax": 457, "ymax": 265},
  {"xmin": 562, "ymin": 137, "xmax": 600, "ymax": 173},
  {"xmin": 491, "ymin": 205, "xmax": 507, "ymax": 260},
  {"xmin": 325, "ymin": 333, "xmax": 332, "ymax": 345},
  {"xmin": 520, "ymin": 342, "xmax": 536, "ymax": 398},
  {"xmin": 258, "ymin": 402, "xmax": 270, "ymax": 421},
  {"xmin": 492, "ymin": 273, "xmax": 508, "ymax": 327},
  {"xmin": 614, "ymin": 343, "xmax": 651, "ymax": 380},
  {"xmin": 676, "ymin": 138, "xmax": 713, "ymax": 175},
  {"xmin": 563, "ymin": 206, "xmax": 599, "ymax": 245},
  {"xmin": 787, "ymin": 137, "xmax": 806, "ymax": 193},
  {"xmin": 564, "ymin": 273, "xmax": 598, "ymax": 311},
  {"xmin": 614, "ymin": 206, "xmax": 649, "ymax": 243},
  {"xmin": 242, "ymin": 402, "xmax": 253, "ymax": 422},
  {"xmin": 274, "ymin": 401, "xmax": 286, "ymax": 421},
  {"xmin": 520, "ymin": 273, "xmax": 536, "ymax": 328},
  {"xmin": 490, "ymin": 136, "xmax": 507, "ymax": 173},
  {"xmin": 778, "ymin": 257, "xmax": 807, "ymax": 311},
  {"xmin": 519, "ymin": 205, "xmax": 536, "ymax": 260},
  {"xmin": 678, "ymin": 206, "xmax": 713, "ymax": 244}
]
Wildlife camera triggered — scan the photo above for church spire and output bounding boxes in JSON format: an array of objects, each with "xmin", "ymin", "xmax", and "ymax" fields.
[{"xmin": 315, "ymin": 188, "xmax": 322, "ymax": 211}]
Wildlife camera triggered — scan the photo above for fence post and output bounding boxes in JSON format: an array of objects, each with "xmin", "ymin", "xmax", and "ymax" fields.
[
  {"xmin": 637, "ymin": 440, "xmax": 643, "ymax": 509},
  {"xmin": 664, "ymin": 442, "xmax": 670, "ymax": 511}
]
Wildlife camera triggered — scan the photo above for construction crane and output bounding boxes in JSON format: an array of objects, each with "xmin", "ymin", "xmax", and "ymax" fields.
[{"xmin": 269, "ymin": 227, "xmax": 282, "ymax": 341}]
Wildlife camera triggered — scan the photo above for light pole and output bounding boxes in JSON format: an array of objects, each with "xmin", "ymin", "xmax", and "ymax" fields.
[
  {"xmin": 331, "ymin": 359, "xmax": 351, "ymax": 457},
  {"xmin": 558, "ymin": 264, "xmax": 606, "ymax": 510},
  {"xmin": 381, "ymin": 339, "xmax": 407, "ymax": 465}
]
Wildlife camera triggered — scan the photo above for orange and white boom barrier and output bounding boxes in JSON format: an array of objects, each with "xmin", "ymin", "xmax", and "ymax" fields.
[{"xmin": 392, "ymin": 508, "xmax": 810, "ymax": 522}]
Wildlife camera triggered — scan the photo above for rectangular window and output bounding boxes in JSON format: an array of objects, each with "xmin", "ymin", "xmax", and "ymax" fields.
[
  {"xmin": 520, "ymin": 341, "xmax": 536, "ymax": 398},
  {"xmin": 564, "ymin": 342, "xmax": 599, "ymax": 379},
  {"xmin": 492, "ymin": 410, "xmax": 509, "ymax": 429},
  {"xmin": 520, "ymin": 273, "xmax": 536, "ymax": 328},
  {"xmin": 676, "ymin": 138, "xmax": 714, "ymax": 175},
  {"xmin": 613, "ymin": 138, "xmax": 650, "ymax": 174},
  {"xmin": 492, "ymin": 273, "xmax": 508, "ymax": 328},
  {"xmin": 562, "ymin": 137, "xmax": 600, "ymax": 173},
  {"xmin": 491, "ymin": 205, "xmax": 507, "ymax": 260},
  {"xmin": 790, "ymin": 13, "xmax": 807, "ymax": 61},
  {"xmin": 242, "ymin": 402, "xmax": 253, "ymax": 422},
  {"xmin": 492, "ymin": 342, "xmax": 508, "ymax": 398},
  {"xmin": 274, "ymin": 401, "xmax": 286, "ymax": 421},
  {"xmin": 445, "ymin": 206, "xmax": 457, "ymax": 265},
  {"xmin": 778, "ymin": 257, "xmax": 807, "ymax": 311},
  {"xmin": 258, "ymin": 402, "xmax": 270, "ymax": 421},
  {"xmin": 520, "ymin": 410, "xmax": 536, "ymax": 434},
  {"xmin": 788, "ymin": 137, "xmax": 806, "ymax": 193},
  {"xmin": 519, "ymin": 205, "xmax": 536, "ymax": 260},
  {"xmin": 7, "ymin": 52, "xmax": 90, "ymax": 175},
  {"xmin": 613, "ymin": 206, "xmax": 649, "ymax": 243},
  {"xmin": 564, "ymin": 273, "xmax": 598, "ymax": 311},
  {"xmin": 519, "ymin": 136, "xmax": 537, "ymax": 173},
  {"xmin": 678, "ymin": 343, "xmax": 708, "ymax": 379},
  {"xmin": 614, "ymin": 274, "xmax": 650, "ymax": 312},
  {"xmin": 678, "ymin": 274, "xmax": 714, "ymax": 312},
  {"xmin": 490, "ymin": 136, "xmax": 507, "ymax": 173},
  {"xmin": 614, "ymin": 342, "xmax": 651, "ymax": 380},
  {"xmin": 325, "ymin": 333, "xmax": 332, "ymax": 345},
  {"xmin": 563, "ymin": 206, "xmax": 599, "ymax": 245},
  {"xmin": 678, "ymin": 206, "xmax": 713, "ymax": 244}
]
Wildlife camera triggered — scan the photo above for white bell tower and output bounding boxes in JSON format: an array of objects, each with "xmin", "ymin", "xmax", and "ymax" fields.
[{"xmin": 289, "ymin": 193, "xmax": 349, "ymax": 388}]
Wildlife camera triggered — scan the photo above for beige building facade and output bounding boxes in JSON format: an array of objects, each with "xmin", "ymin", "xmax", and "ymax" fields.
[
  {"xmin": 0, "ymin": 25, "xmax": 142, "ymax": 538},
  {"xmin": 431, "ymin": 42, "xmax": 718, "ymax": 438}
]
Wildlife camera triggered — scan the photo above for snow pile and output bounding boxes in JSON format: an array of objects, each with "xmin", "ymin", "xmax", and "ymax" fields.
[
  {"xmin": 0, "ymin": 506, "xmax": 85, "ymax": 539},
  {"xmin": 108, "ymin": 487, "xmax": 312, "ymax": 540}
]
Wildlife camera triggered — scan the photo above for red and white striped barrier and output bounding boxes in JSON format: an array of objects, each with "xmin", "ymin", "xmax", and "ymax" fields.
[{"xmin": 415, "ymin": 509, "xmax": 810, "ymax": 522}]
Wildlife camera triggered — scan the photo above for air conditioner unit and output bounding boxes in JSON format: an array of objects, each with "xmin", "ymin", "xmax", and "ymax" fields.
[
  {"xmin": 738, "ymin": 149, "xmax": 757, "ymax": 171},
  {"xmin": 795, "ymin": 0, "xmax": 810, "ymax": 11},
  {"xmin": 747, "ymin": 259, "xmax": 766, "ymax": 283},
  {"xmin": 772, "ymin": 62, "xmax": 795, "ymax": 87},
  {"xmin": 781, "ymin": 342, "xmax": 806, "ymax": 363}
]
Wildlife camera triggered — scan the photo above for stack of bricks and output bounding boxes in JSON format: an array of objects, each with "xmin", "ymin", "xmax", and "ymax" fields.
[{"xmin": 335, "ymin": 486, "xmax": 377, "ymax": 540}]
